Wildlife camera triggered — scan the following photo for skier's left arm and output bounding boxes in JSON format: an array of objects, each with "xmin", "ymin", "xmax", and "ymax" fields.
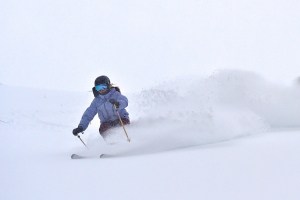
[{"xmin": 109, "ymin": 94, "xmax": 128, "ymax": 110}]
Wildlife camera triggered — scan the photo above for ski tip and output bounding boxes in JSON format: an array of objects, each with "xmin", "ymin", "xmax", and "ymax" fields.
[
  {"xmin": 99, "ymin": 154, "xmax": 112, "ymax": 158},
  {"xmin": 71, "ymin": 154, "xmax": 82, "ymax": 159}
]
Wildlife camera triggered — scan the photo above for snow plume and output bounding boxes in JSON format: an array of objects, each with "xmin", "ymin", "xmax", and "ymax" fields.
[
  {"xmin": 96, "ymin": 69, "xmax": 299, "ymax": 156},
  {"xmin": 1, "ymin": 70, "xmax": 299, "ymax": 156}
]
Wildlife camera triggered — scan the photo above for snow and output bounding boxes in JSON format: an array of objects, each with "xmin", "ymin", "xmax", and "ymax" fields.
[
  {"xmin": 1, "ymin": 0, "xmax": 300, "ymax": 199},
  {"xmin": 1, "ymin": 70, "xmax": 300, "ymax": 200}
]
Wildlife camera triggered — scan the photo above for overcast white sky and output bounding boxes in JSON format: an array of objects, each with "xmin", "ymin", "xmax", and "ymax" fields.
[{"xmin": 1, "ymin": 0, "xmax": 300, "ymax": 92}]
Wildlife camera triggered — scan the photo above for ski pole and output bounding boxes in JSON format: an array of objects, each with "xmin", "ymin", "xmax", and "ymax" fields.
[
  {"xmin": 114, "ymin": 105, "xmax": 131, "ymax": 142},
  {"xmin": 77, "ymin": 135, "xmax": 88, "ymax": 149}
]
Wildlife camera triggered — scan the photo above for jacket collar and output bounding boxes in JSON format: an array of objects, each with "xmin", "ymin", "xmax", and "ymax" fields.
[{"xmin": 97, "ymin": 88, "xmax": 116, "ymax": 100}]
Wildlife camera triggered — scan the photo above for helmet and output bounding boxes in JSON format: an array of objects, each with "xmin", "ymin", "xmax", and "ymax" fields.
[{"xmin": 94, "ymin": 75, "xmax": 111, "ymax": 86}]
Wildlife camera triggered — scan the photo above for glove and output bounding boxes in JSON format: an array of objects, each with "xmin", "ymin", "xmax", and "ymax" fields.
[
  {"xmin": 72, "ymin": 126, "xmax": 83, "ymax": 136},
  {"xmin": 109, "ymin": 99, "xmax": 120, "ymax": 109}
]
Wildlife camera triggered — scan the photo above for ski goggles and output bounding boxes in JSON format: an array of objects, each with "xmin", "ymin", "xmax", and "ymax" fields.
[{"xmin": 95, "ymin": 84, "xmax": 108, "ymax": 91}]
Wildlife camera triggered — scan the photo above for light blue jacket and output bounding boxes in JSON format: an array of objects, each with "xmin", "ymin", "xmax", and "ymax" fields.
[{"xmin": 79, "ymin": 88, "xmax": 129, "ymax": 130}]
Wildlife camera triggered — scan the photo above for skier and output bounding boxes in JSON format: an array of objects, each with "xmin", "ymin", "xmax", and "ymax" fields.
[{"xmin": 72, "ymin": 75, "xmax": 130, "ymax": 139}]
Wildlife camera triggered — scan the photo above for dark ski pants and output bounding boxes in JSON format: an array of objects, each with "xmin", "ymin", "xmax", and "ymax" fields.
[{"xmin": 99, "ymin": 118, "xmax": 130, "ymax": 138}]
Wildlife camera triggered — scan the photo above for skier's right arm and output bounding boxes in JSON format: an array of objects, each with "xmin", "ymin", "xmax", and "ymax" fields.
[{"xmin": 78, "ymin": 100, "xmax": 98, "ymax": 131}]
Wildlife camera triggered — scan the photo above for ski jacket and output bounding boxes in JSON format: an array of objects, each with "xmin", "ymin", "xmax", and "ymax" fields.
[{"xmin": 78, "ymin": 88, "xmax": 129, "ymax": 130}]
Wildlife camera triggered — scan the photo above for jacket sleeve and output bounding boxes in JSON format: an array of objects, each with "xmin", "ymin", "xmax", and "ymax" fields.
[
  {"xmin": 78, "ymin": 99, "xmax": 98, "ymax": 130},
  {"xmin": 116, "ymin": 93, "xmax": 128, "ymax": 110}
]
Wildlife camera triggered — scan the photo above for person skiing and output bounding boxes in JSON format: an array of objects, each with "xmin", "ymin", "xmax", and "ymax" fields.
[{"xmin": 72, "ymin": 75, "xmax": 130, "ymax": 139}]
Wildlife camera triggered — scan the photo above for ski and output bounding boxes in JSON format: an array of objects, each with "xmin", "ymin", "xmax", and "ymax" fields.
[
  {"xmin": 71, "ymin": 153, "xmax": 110, "ymax": 159},
  {"xmin": 99, "ymin": 154, "xmax": 113, "ymax": 158},
  {"xmin": 71, "ymin": 154, "xmax": 86, "ymax": 159}
]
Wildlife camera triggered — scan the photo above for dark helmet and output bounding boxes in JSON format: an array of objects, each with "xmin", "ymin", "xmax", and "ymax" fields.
[{"xmin": 94, "ymin": 75, "xmax": 111, "ymax": 86}]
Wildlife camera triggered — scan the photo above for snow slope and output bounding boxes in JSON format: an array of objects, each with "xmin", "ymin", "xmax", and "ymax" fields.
[{"xmin": 1, "ymin": 70, "xmax": 300, "ymax": 200}]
